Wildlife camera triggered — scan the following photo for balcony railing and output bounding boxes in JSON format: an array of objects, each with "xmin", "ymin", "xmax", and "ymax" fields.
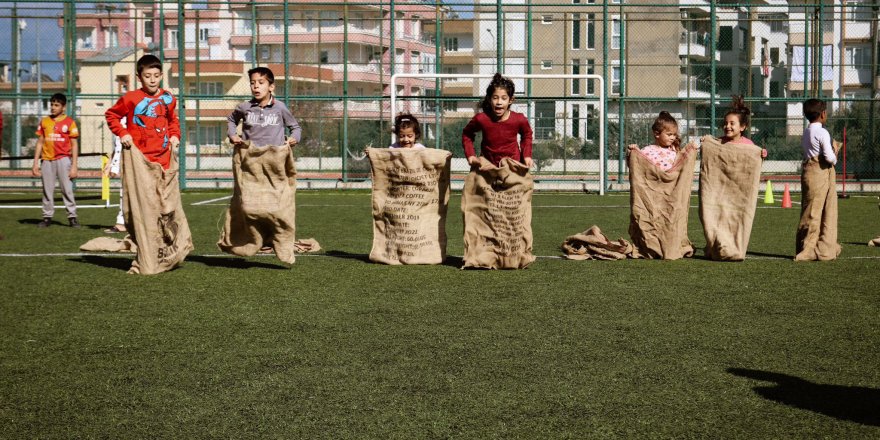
[{"xmin": 679, "ymin": 76, "xmax": 712, "ymax": 94}]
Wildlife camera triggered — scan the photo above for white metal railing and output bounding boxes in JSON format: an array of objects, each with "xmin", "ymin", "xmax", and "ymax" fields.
[{"xmin": 391, "ymin": 73, "xmax": 607, "ymax": 195}]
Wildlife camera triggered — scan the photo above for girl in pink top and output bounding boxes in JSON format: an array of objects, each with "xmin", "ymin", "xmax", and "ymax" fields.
[
  {"xmin": 462, "ymin": 73, "xmax": 533, "ymax": 170},
  {"xmin": 721, "ymin": 95, "xmax": 767, "ymax": 158},
  {"xmin": 630, "ymin": 111, "xmax": 683, "ymax": 171}
]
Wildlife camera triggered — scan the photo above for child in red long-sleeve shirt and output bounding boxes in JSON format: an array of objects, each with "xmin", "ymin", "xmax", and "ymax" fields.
[
  {"xmin": 104, "ymin": 54, "xmax": 192, "ymax": 274},
  {"xmin": 462, "ymin": 73, "xmax": 534, "ymax": 170}
]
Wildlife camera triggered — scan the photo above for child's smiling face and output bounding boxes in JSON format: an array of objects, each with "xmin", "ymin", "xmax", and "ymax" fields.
[
  {"xmin": 397, "ymin": 126, "xmax": 417, "ymax": 148},
  {"xmin": 723, "ymin": 114, "xmax": 746, "ymax": 141}
]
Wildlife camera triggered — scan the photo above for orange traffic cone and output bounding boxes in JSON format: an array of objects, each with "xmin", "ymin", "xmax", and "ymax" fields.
[{"xmin": 781, "ymin": 183, "xmax": 792, "ymax": 208}]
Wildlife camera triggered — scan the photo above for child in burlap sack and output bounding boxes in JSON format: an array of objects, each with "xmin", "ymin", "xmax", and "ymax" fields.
[
  {"xmin": 220, "ymin": 66, "xmax": 301, "ymax": 261},
  {"xmin": 105, "ymin": 54, "xmax": 193, "ymax": 274},
  {"xmin": 460, "ymin": 73, "xmax": 536, "ymax": 269},
  {"xmin": 795, "ymin": 98, "xmax": 841, "ymax": 261}
]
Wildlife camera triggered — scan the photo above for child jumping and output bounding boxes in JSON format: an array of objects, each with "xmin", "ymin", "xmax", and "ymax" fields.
[
  {"xmin": 32, "ymin": 93, "xmax": 80, "ymax": 228},
  {"xmin": 388, "ymin": 113, "xmax": 426, "ymax": 149},
  {"xmin": 105, "ymin": 54, "xmax": 193, "ymax": 274},
  {"xmin": 721, "ymin": 95, "xmax": 768, "ymax": 158},
  {"xmin": 462, "ymin": 73, "xmax": 533, "ymax": 169},
  {"xmin": 219, "ymin": 66, "xmax": 301, "ymax": 263},
  {"xmin": 795, "ymin": 98, "xmax": 841, "ymax": 261}
]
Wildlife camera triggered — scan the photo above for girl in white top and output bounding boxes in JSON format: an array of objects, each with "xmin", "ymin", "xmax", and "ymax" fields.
[{"xmin": 389, "ymin": 113, "xmax": 426, "ymax": 149}]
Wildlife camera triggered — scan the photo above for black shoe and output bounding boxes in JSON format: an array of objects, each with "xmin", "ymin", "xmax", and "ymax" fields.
[
  {"xmin": 69, "ymin": 218, "xmax": 81, "ymax": 228},
  {"xmin": 37, "ymin": 218, "xmax": 51, "ymax": 228}
]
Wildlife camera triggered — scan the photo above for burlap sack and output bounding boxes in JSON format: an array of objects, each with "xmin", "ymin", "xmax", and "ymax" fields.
[
  {"xmin": 367, "ymin": 148, "xmax": 452, "ymax": 265},
  {"xmin": 870, "ymin": 201, "xmax": 880, "ymax": 247},
  {"xmin": 461, "ymin": 157, "xmax": 535, "ymax": 269},
  {"xmin": 218, "ymin": 141, "xmax": 298, "ymax": 264},
  {"xmin": 795, "ymin": 156, "xmax": 841, "ymax": 261},
  {"xmin": 80, "ymin": 235, "xmax": 137, "ymax": 253},
  {"xmin": 122, "ymin": 147, "xmax": 193, "ymax": 275},
  {"xmin": 698, "ymin": 137, "xmax": 763, "ymax": 261},
  {"xmin": 561, "ymin": 225, "xmax": 634, "ymax": 260},
  {"xmin": 627, "ymin": 143, "xmax": 697, "ymax": 260}
]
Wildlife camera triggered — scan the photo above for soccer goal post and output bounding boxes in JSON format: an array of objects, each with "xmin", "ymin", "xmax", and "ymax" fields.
[{"xmin": 390, "ymin": 73, "xmax": 606, "ymax": 195}]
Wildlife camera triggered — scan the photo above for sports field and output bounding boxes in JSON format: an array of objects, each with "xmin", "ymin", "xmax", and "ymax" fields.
[{"xmin": 1, "ymin": 190, "xmax": 878, "ymax": 437}]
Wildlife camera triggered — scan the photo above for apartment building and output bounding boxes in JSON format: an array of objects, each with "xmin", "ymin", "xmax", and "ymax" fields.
[{"xmin": 64, "ymin": 1, "xmax": 438, "ymax": 154}]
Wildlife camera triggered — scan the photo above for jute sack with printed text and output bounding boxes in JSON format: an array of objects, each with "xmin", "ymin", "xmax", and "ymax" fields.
[
  {"xmin": 699, "ymin": 136, "xmax": 763, "ymax": 261},
  {"xmin": 218, "ymin": 141, "xmax": 299, "ymax": 264},
  {"xmin": 122, "ymin": 146, "xmax": 193, "ymax": 275},
  {"xmin": 367, "ymin": 148, "xmax": 452, "ymax": 265},
  {"xmin": 795, "ymin": 156, "xmax": 841, "ymax": 261},
  {"xmin": 627, "ymin": 143, "xmax": 697, "ymax": 260},
  {"xmin": 461, "ymin": 157, "xmax": 535, "ymax": 269}
]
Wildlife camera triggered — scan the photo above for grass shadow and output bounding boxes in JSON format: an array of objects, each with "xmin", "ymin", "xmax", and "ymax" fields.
[
  {"xmin": 324, "ymin": 250, "xmax": 372, "ymax": 263},
  {"xmin": 187, "ymin": 255, "xmax": 290, "ymax": 270},
  {"xmin": 69, "ymin": 255, "xmax": 133, "ymax": 271},
  {"xmin": 0, "ymin": 195, "xmax": 102, "ymax": 205},
  {"xmin": 727, "ymin": 367, "xmax": 880, "ymax": 426},
  {"xmin": 844, "ymin": 242, "xmax": 871, "ymax": 247},
  {"xmin": 441, "ymin": 255, "xmax": 464, "ymax": 268},
  {"xmin": 746, "ymin": 251, "xmax": 792, "ymax": 260}
]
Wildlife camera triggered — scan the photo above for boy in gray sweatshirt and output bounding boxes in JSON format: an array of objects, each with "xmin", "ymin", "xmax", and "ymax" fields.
[{"xmin": 227, "ymin": 67, "xmax": 301, "ymax": 148}]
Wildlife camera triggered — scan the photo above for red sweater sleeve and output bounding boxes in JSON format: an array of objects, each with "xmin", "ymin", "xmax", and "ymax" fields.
[
  {"xmin": 167, "ymin": 95, "xmax": 181, "ymax": 139},
  {"xmin": 518, "ymin": 113, "xmax": 533, "ymax": 159},
  {"xmin": 461, "ymin": 114, "xmax": 481, "ymax": 158},
  {"xmin": 105, "ymin": 95, "xmax": 132, "ymax": 138}
]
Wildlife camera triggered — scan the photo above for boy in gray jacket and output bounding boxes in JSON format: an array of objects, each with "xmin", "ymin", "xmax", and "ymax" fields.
[{"xmin": 227, "ymin": 67, "xmax": 301, "ymax": 148}]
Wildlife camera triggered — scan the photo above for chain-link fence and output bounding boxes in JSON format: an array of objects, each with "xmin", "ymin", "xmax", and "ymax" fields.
[{"xmin": 0, "ymin": 1, "xmax": 878, "ymax": 190}]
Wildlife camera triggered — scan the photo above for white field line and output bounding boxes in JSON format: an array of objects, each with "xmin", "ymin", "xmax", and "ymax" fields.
[
  {"xmin": 0, "ymin": 204, "xmax": 118, "ymax": 209},
  {"xmin": 191, "ymin": 195, "xmax": 232, "ymax": 205},
  {"xmin": 1, "ymin": 252, "xmax": 878, "ymax": 261}
]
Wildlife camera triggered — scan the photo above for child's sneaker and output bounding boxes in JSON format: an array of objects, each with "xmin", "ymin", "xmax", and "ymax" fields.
[
  {"xmin": 37, "ymin": 218, "xmax": 51, "ymax": 228},
  {"xmin": 68, "ymin": 217, "xmax": 81, "ymax": 228}
]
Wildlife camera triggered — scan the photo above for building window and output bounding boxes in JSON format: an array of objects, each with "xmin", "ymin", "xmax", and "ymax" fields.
[
  {"xmin": 719, "ymin": 26, "xmax": 733, "ymax": 51},
  {"xmin": 541, "ymin": 15, "xmax": 553, "ymax": 24},
  {"xmin": 573, "ymin": 0, "xmax": 581, "ymax": 3},
  {"xmin": 535, "ymin": 101, "xmax": 555, "ymax": 140},
  {"xmin": 572, "ymin": 105, "xmax": 580, "ymax": 138},
  {"xmin": 320, "ymin": 11, "xmax": 339, "ymax": 28},
  {"xmin": 199, "ymin": 28, "xmax": 210, "ymax": 43},
  {"xmin": 235, "ymin": 12, "xmax": 252, "ymax": 35},
  {"xmin": 168, "ymin": 29, "xmax": 178, "ymax": 49},
  {"xmin": 847, "ymin": 1, "xmax": 872, "ymax": 22},
  {"xmin": 587, "ymin": 14, "xmax": 595, "ymax": 50},
  {"xmin": 770, "ymin": 47, "xmax": 780, "ymax": 65},
  {"xmin": 106, "ymin": 27, "xmax": 119, "ymax": 48},
  {"xmin": 586, "ymin": 59, "xmax": 595, "ymax": 95},
  {"xmin": 320, "ymin": 50, "xmax": 329, "ymax": 63},
  {"xmin": 259, "ymin": 45, "xmax": 271, "ymax": 61},
  {"xmin": 612, "ymin": 66, "xmax": 621, "ymax": 94},
  {"xmin": 845, "ymin": 46, "xmax": 871, "ymax": 69},
  {"xmin": 739, "ymin": 27, "xmax": 748, "ymax": 51},
  {"xmin": 572, "ymin": 13, "xmax": 581, "ymax": 50},
  {"xmin": 444, "ymin": 37, "xmax": 458, "ymax": 52},
  {"xmin": 144, "ymin": 13, "xmax": 154, "ymax": 40},
  {"xmin": 611, "ymin": 19, "xmax": 622, "ymax": 50},
  {"xmin": 572, "ymin": 60, "xmax": 580, "ymax": 95},
  {"xmin": 188, "ymin": 126, "xmax": 223, "ymax": 146},
  {"xmin": 443, "ymin": 66, "xmax": 458, "ymax": 74},
  {"xmin": 717, "ymin": 67, "xmax": 733, "ymax": 93},
  {"xmin": 769, "ymin": 81, "xmax": 782, "ymax": 98},
  {"xmin": 541, "ymin": 60, "xmax": 552, "ymax": 70},
  {"xmin": 189, "ymin": 81, "xmax": 224, "ymax": 96},
  {"xmin": 76, "ymin": 28, "xmax": 94, "ymax": 49}
]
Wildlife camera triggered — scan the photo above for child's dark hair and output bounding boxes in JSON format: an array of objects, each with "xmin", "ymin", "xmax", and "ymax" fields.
[
  {"xmin": 248, "ymin": 67, "xmax": 275, "ymax": 84},
  {"xmin": 652, "ymin": 111, "xmax": 680, "ymax": 149},
  {"xmin": 393, "ymin": 113, "xmax": 421, "ymax": 139},
  {"xmin": 803, "ymin": 98, "xmax": 826, "ymax": 122},
  {"xmin": 724, "ymin": 95, "xmax": 751, "ymax": 131},
  {"xmin": 136, "ymin": 54, "xmax": 162, "ymax": 75},
  {"xmin": 49, "ymin": 93, "xmax": 67, "ymax": 106},
  {"xmin": 480, "ymin": 73, "xmax": 516, "ymax": 115}
]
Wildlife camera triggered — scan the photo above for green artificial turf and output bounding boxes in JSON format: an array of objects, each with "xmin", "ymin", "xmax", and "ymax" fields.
[{"xmin": 1, "ymin": 190, "xmax": 878, "ymax": 438}]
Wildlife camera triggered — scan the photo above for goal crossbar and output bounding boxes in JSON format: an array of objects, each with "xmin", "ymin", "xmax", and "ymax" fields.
[{"xmin": 390, "ymin": 73, "xmax": 607, "ymax": 195}]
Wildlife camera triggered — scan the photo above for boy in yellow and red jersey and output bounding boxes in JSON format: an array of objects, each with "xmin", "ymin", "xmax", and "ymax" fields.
[{"xmin": 32, "ymin": 93, "xmax": 80, "ymax": 228}]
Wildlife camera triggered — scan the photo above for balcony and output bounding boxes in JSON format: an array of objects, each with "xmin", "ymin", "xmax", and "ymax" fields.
[
  {"xmin": 679, "ymin": 32, "xmax": 710, "ymax": 59},
  {"xmin": 678, "ymin": 76, "xmax": 712, "ymax": 98}
]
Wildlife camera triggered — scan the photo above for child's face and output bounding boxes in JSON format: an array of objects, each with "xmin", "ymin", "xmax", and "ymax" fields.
[
  {"xmin": 397, "ymin": 126, "xmax": 417, "ymax": 148},
  {"xmin": 654, "ymin": 126, "xmax": 678, "ymax": 148},
  {"xmin": 138, "ymin": 67, "xmax": 163, "ymax": 95},
  {"xmin": 723, "ymin": 114, "xmax": 746, "ymax": 141},
  {"xmin": 817, "ymin": 110, "xmax": 828, "ymax": 124},
  {"xmin": 250, "ymin": 73, "xmax": 275, "ymax": 103},
  {"xmin": 489, "ymin": 87, "xmax": 513, "ymax": 119},
  {"xmin": 49, "ymin": 101, "xmax": 65, "ymax": 118}
]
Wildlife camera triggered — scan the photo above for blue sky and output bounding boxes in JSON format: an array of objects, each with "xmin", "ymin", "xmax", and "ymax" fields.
[{"xmin": 0, "ymin": 2, "xmax": 65, "ymax": 80}]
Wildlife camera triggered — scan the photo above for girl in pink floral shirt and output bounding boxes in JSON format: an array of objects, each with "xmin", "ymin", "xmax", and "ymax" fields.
[{"xmin": 630, "ymin": 111, "xmax": 681, "ymax": 171}]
